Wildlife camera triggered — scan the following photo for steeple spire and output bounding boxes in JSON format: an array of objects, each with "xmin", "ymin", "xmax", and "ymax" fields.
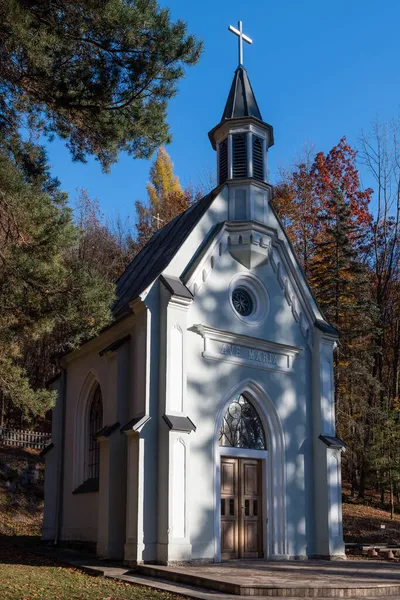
[
  {"xmin": 208, "ymin": 66, "xmax": 273, "ymax": 154},
  {"xmin": 221, "ymin": 66, "xmax": 262, "ymax": 121},
  {"xmin": 208, "ymin": 21, "xmax": 274, "ymax": 208}
]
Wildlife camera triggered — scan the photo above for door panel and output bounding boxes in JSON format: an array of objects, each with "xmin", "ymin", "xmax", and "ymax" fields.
[
  {"xmin": 221, "ymin": 520, "xmax": 236, "ymax": 555},
  {"xmin": 220, "ymin": 457, "xmax": 263, "ymax": 560},
  {"xmin": 221, "ymin": 460, "xmax": 236, "ymax": 496},
  {"xmin": 243, "ymin": 462, "xmax": 258, "ymax": 495},
  {"xmin": 240, "ymin": 459, "xmax": 262, "ymax": 558},
  {"xmin": 244, "ymin": 520, "xmax": 259, "ymax": 553},
  {"xmin": 220, "ymin": 458, "xmax": 239, "ymax": 559}
]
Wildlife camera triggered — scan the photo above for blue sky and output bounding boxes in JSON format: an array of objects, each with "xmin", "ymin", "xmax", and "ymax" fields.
[{"xmin": 45, "ymin": 0, "xmax": 400, "ymax": 224}]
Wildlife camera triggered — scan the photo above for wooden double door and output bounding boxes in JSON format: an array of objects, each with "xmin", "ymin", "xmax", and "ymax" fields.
[{"xmin": 220, "ymin": 457, "xmax": 263, "ymax": 560}]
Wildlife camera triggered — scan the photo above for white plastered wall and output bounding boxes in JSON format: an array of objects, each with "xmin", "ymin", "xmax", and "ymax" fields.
[
  {"xmin": 60, "ymin": 317, "xmax": 135, "ymax": 545},
  {"xmin": 182, "ymin": 251, "xmax": 311, "ymax": 560},
  {"xmin": 153, "ymin": 183, "xmax": 342, "ymax": 561}
]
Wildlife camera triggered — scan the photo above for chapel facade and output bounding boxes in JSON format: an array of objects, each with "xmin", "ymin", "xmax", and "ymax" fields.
[{"xmin": 43, "ymin": 50, "xmax": 346, "ymax": 564}]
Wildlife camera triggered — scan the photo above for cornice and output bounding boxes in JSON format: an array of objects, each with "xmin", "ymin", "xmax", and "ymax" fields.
[
  {"xmin": 193, "ymin": 324, "xmax": 300, "ymax": 355},
  {"xmin": 60, "ymin": 313, "xmax": 135, "ymax": 367},
  {"xmin": 168, "ymin": 295, "xmax": 193, "ymax": 311},
  {"xmin": 209, "ymin": 116, "xmax": 274, "ymax": 150}
]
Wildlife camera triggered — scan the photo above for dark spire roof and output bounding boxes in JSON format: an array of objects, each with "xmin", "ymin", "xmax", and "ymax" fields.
[
  {"xmin": 221, "ymin": 66, "xmax": 262, "ymax": 121},
  {"xmin": 208, "ymin": 66, "xmax": 274, "ymax": 150}
]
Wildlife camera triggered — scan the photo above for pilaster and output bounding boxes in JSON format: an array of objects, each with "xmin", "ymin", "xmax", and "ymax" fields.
[
  {"xmin": 123, "ymin": 421, "xmax": 148, "ymax": 565},
  {"xmin": 42, "ymin": 374, "xmax": 64, "ymax": 541},
  {"xmin": 311, "ymin": 327, "xmax": 345, "ymax": 558},
  {"xmin": 123, "ymin": 301, "xmax": 157, "ymax": 565},
  {"xmin": 157, "ymin": 278, "xmax": 194, "ymax": 564},
  {"xmin": 96, "ymin": 339, "xmax": 130, "ymax": 559}
]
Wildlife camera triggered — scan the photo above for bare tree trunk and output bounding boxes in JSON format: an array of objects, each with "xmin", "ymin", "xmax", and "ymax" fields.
[
  {"xmin": 351, "ymin": 468, "xmax": 357, "ymax": 497},
  {"xmin": 392, "ymin": 318, "xmax": 400, "ymax": 404},
  {"xmin": 390, "ymin": 477, "xmax": 395, "ymax": 519},
  {"xmin": 359, "ymin": 462, "xmax": 366, "ymax": 499},
  {"xmin": 0, "ymin": 392, "xmax": 3, "ymax": 428}
]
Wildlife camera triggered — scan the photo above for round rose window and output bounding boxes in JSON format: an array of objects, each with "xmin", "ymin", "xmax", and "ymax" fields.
[{"xmin": 232, "ymin": 288, "xmax": 253, "ymax": 317}]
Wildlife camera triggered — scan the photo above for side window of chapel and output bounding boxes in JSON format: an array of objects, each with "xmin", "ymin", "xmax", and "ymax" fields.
[{"xmin": 87, "ymin": 384, "xmax": 103, "ymax": 482}]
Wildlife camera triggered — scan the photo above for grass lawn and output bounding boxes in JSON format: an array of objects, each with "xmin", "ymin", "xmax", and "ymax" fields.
[{"xmin": 0, "ymin": 537, "xmax": 179, "ymax": 600}]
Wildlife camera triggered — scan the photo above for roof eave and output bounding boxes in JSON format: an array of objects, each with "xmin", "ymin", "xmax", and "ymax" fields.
[{"xmin": 208, "ymin": 116, "xmax": 274, "ymax": 150}]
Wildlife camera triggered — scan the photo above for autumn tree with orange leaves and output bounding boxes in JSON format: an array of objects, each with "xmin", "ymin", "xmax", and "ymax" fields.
[
  {"xmin": 274, "ymin": 150, "xmax": 322, "ymax": 279},
  {"xmin": 274, "ymin": 138, "xmax": 381, "ymax": 499}
]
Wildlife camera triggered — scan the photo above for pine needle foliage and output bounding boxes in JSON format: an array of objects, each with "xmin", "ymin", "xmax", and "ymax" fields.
[
  {"xmin": 0, "ymin": 143, "xmax": 114, "ymax": 421},
  {"xmin": 0, "ymin": 0, "xmax": 203, "ymax": 170},
  {"xmin": 310, "ymin": 187, "xmax": 372, "ymax": 337}
]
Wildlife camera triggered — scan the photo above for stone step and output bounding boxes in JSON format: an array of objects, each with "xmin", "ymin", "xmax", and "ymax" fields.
[
  {"xmin": 118, "ymin": 572, "xmax": 400, "ymax": 600},
  {"xmin": 137, "ymin": 564, "xmax": 400, "ymax": 598}
]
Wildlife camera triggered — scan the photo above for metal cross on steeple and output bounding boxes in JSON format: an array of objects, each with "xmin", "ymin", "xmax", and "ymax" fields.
[{"xmin": 228, "ymin": 20, "xmax": 252, "ymax": 66}]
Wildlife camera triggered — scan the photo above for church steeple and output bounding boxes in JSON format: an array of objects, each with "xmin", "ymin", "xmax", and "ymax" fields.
[
  {"xmin": 208, "ymin": 22, "xmax": 274, "ymax": 188},
  {"xmin": 208, "ymin": 21, "xmax": 274, "ymax": 225}
]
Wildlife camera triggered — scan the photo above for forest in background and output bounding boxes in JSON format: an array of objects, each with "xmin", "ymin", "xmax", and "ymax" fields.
[{"xmin": 273, "ymin": 126, "xmax": 400, "ymax": 510}]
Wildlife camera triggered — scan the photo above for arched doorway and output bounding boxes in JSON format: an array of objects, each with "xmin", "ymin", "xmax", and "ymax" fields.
[
  {"xmin": 214, "ymin": 380, "xmax": 287, "ymax": 561},
  {"xmin": 219, "ymin": 394, "xmax": 266, "ymax": 559}
]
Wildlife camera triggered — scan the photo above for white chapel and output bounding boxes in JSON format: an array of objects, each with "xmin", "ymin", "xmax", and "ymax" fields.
[{"xmin": 42, "ymin": 22, "xmax": 346, "ymax": 564}]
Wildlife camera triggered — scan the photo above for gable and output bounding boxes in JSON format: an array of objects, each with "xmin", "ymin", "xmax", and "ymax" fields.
[
  {"xmin": 112, "ymin": 187, "xmax": 221, "ymax": 319},
  {"xmin": 112, "ymin": 183, "xmax": 336, "ymax": 343},
  {"xmin": 164, "ymin": 199, "xmax": 333, "ymax": 346},
  {"xmin": 179, "ymin": 223, "xmax": 311, "ymax": 347}
]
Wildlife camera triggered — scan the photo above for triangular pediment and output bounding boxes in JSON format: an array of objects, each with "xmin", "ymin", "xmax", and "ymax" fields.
[{"xmin": 180, "ymin": 219, "xmax": 323, "ymax": 346}]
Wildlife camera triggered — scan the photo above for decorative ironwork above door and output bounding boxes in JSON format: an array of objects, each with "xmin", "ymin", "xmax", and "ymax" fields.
[{"xmin": 219, "ymin": 395, "xmax": 266, "ymax": 450}]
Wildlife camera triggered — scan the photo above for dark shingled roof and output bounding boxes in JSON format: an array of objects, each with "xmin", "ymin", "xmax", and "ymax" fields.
[
  {"xmin": 113, "ymin": 187, "xmax": 220, "ymax": 318},
  {"xmin": 99, "ymin": 334, "xmax": 131, "ymax": 356},
  {"xmin": 222, "ymin": 66, "xmax": 262, "ymax": 121}
]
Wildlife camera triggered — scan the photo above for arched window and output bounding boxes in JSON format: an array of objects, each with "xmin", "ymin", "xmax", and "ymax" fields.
[
  {"xmin": 219, "ymin": 394, "xmax": 266, "ymax": 450},
  {"xmin": 87, "ymin": 384, "xmax": 103, "ymax": 481}
]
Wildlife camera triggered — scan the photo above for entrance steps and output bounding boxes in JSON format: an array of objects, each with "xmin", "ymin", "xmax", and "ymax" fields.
[{"xmin": 137, "ymin": 561, "xmax": 400, "ymax": 597}]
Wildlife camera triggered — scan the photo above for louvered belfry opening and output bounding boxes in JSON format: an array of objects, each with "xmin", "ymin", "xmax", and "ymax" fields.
[
  {"xmin": 232, "ymin": 133, "xmax": 248, "ymax": 179},
  {"xmin": 253, "ymin": 135, "xmax": 264, "ymax": 181},
  {"xmin": 219, "ymin": 138, "xmax": 228, "ymax": 184}
]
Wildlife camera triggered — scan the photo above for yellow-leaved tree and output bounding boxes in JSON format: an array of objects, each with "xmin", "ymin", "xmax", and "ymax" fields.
[{"xmin": 134, "ymin": 148, "xmax": 191, "ymax": 252}]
